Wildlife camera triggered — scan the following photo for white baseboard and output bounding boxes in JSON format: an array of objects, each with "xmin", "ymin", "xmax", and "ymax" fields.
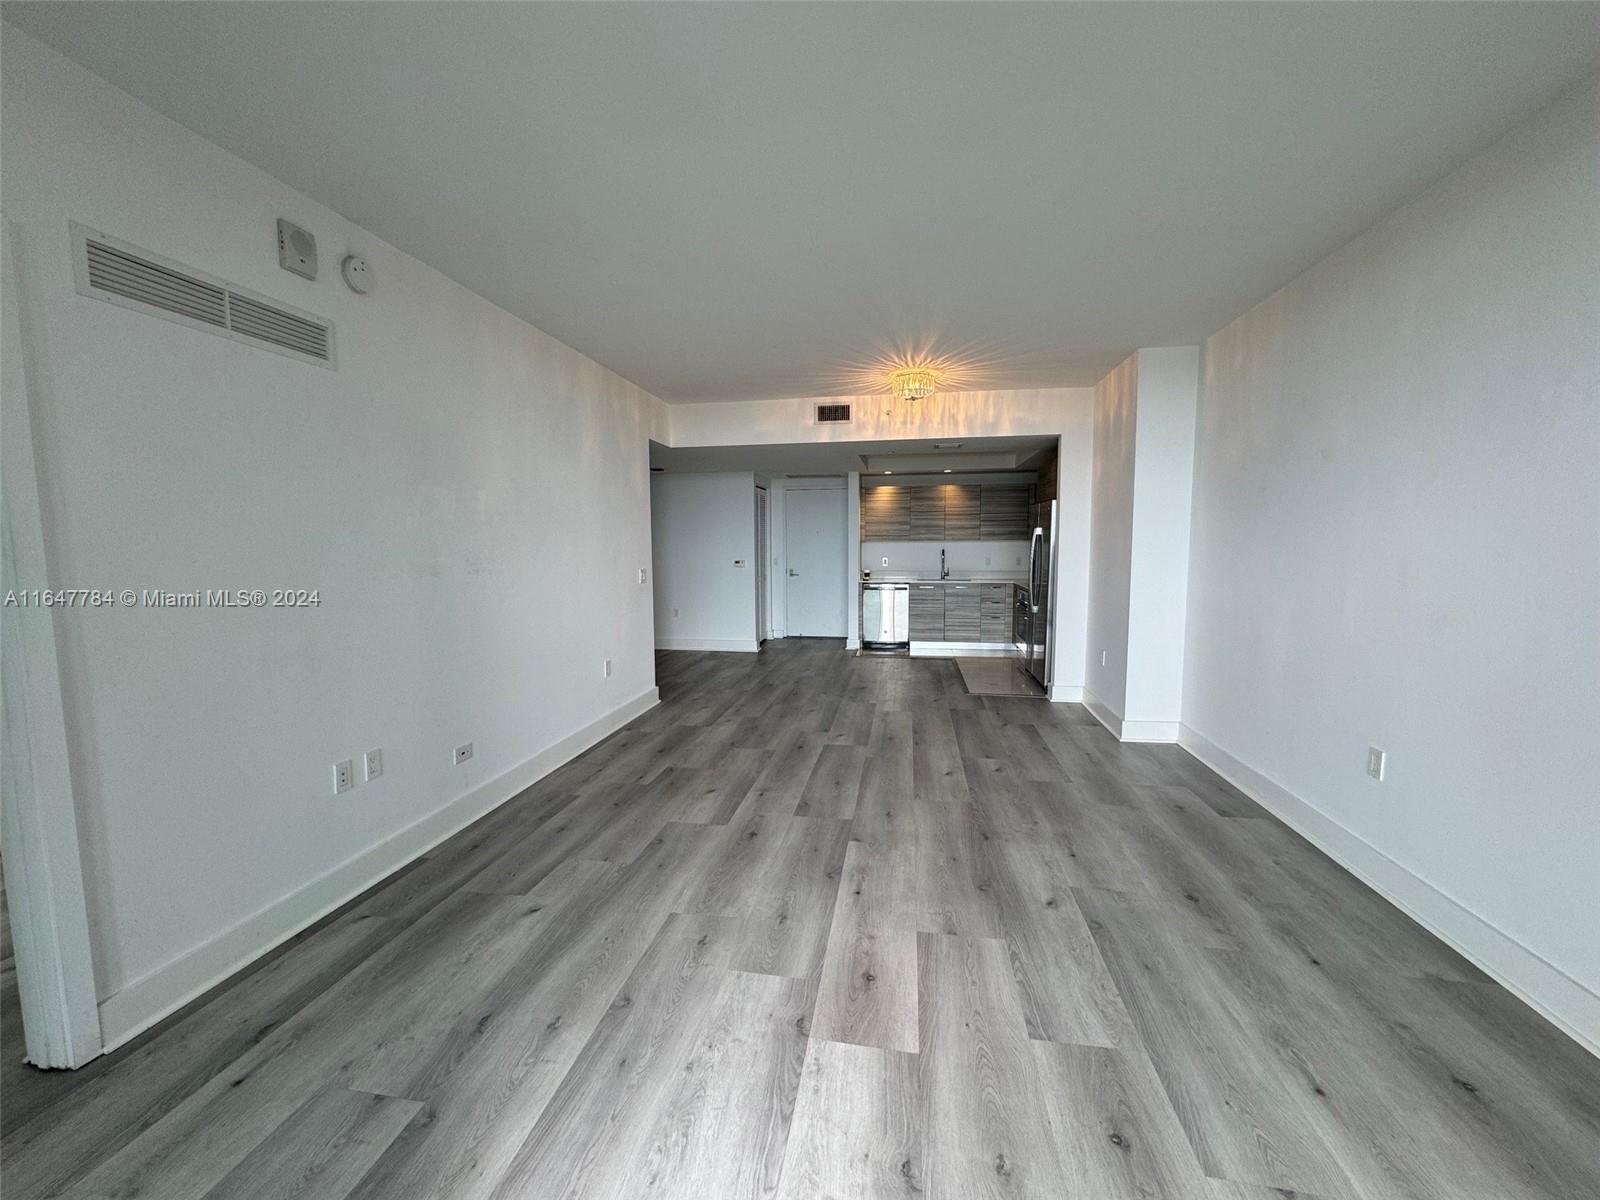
[
  {"xmin": 1083, "ymin": 691, "xmax": 1123, "ymax": 738},
  {"xmin": 908, "ymin": 642, "xmax": 1026, "ymax": 663},
  {"xmin": 655, "ymin": 637, "xmax": 759, "ymax": 653},
  {"xmin": 1048, "ymin": 683, "xmax": 1083, "ymax": 703},
  {"xmin": 1081, "ymin": 691, "xmax": 1178, "ymax": 741},
  {"xmin": 1178, "ymin": 723, "xmax": 1600, "ymax": 1060},
  {"xmin": 95, "ymin": 686, "xmax": 661, "ymax": 1052},
  {"xmin": 1119, "ymin": 719, "xmax": 1180, "ymax": 743}
]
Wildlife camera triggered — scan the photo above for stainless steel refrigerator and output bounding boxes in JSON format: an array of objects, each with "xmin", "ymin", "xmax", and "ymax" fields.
[{"xmin": 1013, "ymin": 499, "xmax": 1058, "ymax": 690}]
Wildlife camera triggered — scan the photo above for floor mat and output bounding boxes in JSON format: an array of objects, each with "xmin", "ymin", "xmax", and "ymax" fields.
[{"xmin": 955, "ymin": 656, "xmax": 1044, "ymax": 697}]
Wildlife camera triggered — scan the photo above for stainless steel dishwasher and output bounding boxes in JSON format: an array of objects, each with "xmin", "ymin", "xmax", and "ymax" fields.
[{"xmin": 861, "ymin": 582, "xmax": 910, "ymax": 650}]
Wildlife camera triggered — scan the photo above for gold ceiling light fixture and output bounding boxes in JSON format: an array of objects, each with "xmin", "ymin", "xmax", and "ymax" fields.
[{"xmin": 887, "ymin": 366, "xmax": 939, "ymax": 402}]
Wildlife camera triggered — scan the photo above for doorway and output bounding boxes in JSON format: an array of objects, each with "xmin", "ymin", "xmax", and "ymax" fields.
[{"xmin": 784, "ymin": 487, "xmax": 847, "ymax": 637}]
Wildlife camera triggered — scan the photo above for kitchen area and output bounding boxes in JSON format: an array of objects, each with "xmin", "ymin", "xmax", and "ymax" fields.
[
  {"xmin": 859, "ymin": 464, "xmax": 1058, "ymax": 692},
  {"xmin": 648, "ymin": 430, "xmax": 1078, "ymax": 700}
]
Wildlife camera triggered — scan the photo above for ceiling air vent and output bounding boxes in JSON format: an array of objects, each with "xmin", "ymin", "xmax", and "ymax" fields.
[
  {"xmin": 72, "ymin": 224, "xmax": 334, "ymax": 368},
  {"xmin": 815, "ymin": 402, "xmax": 852, "ymax": 424}
]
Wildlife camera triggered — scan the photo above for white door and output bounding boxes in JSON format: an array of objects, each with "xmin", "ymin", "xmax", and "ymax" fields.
[{"xmin": 784, "ymin": 488, "xmax": 846, "ymax": 637}]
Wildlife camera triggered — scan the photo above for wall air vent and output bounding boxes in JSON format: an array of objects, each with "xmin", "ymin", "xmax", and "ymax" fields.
[
  {"xmin": 72, "ymin": 224, "xmax": 335, "ymax": 368},
  {"xmin": 814, "ymin": 402, "xmax": 852, "ymax": 424}
]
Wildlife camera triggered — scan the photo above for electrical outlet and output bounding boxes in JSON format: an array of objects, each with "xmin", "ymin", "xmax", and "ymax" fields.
[
  {"xmin": 985, "ymin": 555, "xmax": 991, "ymax": 567},
  {"xmin": 638, "ymin": 567, "xmax": 648, "ymax": 585},
  {"xmin": 455, "ymin": 742, "xmax": 473, "ymax": 765},
  {"xmin": 1366, "ymin": 746, "xmax": 1387, "ymax": 782},
  {"xmin": 603, "ymin": 659, "xmax": 613, "ymax": 678},
  {"xmin": 364, "ymin": 748, "xmax": 383, "ymax": 781},
  {"xmin": 881, "ymin": 557, "xmax": 889, "ymax": 567},
  {"xmin": 333, "ymin": 759, "xmax": 354, "ymax": 794}
]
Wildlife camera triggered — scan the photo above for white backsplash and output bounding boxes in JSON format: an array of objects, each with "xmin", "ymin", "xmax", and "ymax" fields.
[{"xmin": 863, "ymin": 540, "xmax": 1032, "ymax": 578}]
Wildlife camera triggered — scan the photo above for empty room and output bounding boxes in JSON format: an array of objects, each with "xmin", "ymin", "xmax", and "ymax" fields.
[{"xmin": 1, "ymin": 3, "xmax": 1597, "ymax": 1198}]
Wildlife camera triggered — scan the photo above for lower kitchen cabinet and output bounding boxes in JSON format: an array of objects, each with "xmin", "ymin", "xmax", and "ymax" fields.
[
  {"xmin": 908, "ymin": 584, "xmax": 945, "ymax": 639},
  {"xmin": 871, "ymin": 581, "xmax": 1018, "ymax": 644},
  {"xmin": 943, "ymin": 584, "xmax": 981, "ymax": 641},
  {"xmin": 980, "ymin": 584, "xmax": 1012, "ymax": 642}
]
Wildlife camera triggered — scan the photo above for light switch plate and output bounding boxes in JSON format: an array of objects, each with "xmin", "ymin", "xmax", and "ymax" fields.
[
  {"xmin": 364, "ymin": 748, "xmax": 383, "ymax": 781},
  {"xmin": 1366, "ymin": 746, "xmax": 1387, "ymax": 781}
]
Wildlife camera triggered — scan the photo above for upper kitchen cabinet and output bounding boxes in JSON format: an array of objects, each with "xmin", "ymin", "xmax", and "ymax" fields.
[
  {"xmin": 861, "ymin": 484, "xmax": 910, "ymax": 539},
  {"xmin": 860, "ymin": 480, "xmax": 1034, "ymax": 542},
  {"xmin": 979, "ymin": 485, "xmax": 1032, "ymax": 539},
  {"xmin": 909, "ymin": 486, "xmax": 944, "ymax": 539},
  {"xmin": 940, "ymin": 484, "xmax": 980, "ymax": 540}
]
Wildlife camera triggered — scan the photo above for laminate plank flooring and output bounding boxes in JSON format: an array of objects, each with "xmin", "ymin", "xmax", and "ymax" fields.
[{"xmin": 3, "ymin": 640, "xmax": 1597, "ymax": 1200}]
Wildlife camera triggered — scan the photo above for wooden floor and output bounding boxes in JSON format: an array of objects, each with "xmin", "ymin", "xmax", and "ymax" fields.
[{"xmin": 3, "ymin": 640, "xmax": 1597, "ymax": 1199}]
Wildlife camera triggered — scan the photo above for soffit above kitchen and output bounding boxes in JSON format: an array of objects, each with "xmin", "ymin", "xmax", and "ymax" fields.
[{"xmin": 649, "ymin": 435, "xmax": 1055, "ymax": 477}]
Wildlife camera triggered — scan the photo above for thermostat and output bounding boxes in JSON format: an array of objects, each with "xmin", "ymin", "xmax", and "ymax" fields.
[
  {"xmin": 276, "ymin": 218, "xmax": 317, "ymax": 279},
  {"xmin": 341, "ymin": 254, "xmax": 373, "ymax": 295}
]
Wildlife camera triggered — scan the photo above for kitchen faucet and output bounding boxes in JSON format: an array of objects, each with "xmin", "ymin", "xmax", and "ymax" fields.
[{"xmin": 941, "ymin": 547, "xmax": 948, "ymax": 579}]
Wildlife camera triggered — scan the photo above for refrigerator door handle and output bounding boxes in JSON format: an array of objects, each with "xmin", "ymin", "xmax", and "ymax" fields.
[{"xmin": 1028, "ymin": 527, "xmax": 1043, "ymax": 613}]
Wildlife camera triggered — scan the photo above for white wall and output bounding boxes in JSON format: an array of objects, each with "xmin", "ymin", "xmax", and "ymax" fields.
[
  {"xmin": 1084, "ymin": 348, "xmax": 1200, "ymax": 737},
  {"xmin": 1050, "ymin": 410, "xmax": 1093, "ymax": 701},
  {"xmin": 665, "ymin": 388, "xmax": 1095, "ymax": 698},
  {"xmin": 650, "ymin": 473, "xmax": 758, "ymax": 651},
  {"xmin": 1, "ymin": 27, "xmax": 667, "ymax": 1048},
  {"xmin": 845, "ymin": 472, "xmax": 861, "ymax": 649},
  {"xmin": 1124, "ymin": 346, "xmax": 1199, "ymax": 730},
  {"xmin": 1182, "ymin": 78, "xmax": 1600, "ymax": 1053},
  {"xmin": 1085, "ymin": 357, "xmax": 1136, "ymax": 718}
]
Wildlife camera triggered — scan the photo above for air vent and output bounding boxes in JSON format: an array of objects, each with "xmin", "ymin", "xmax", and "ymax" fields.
[
  {"xmin": 84, "ymin": 240, "xmax": 227, "ymax": 327},
  {"xmin": 72, "ymin": 224, "xmax": 334, "ymax": 368},
  {"xmin": 815, "ymin": 402, "xmax": 852, "ymax": 424},
  {"xmin": 226, "ymin": 292, "xmax": 330, "ymax": 359}
]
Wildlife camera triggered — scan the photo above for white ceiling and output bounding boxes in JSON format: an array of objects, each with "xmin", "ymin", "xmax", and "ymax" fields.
[{"xmin": 8, "ymin": 2, "xmax": 1598, "ymax": 403}]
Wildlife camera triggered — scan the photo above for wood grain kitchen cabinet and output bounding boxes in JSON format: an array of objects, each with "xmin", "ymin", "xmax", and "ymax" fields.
[
  {"xmin": 979, "ymin": 485, "xmax": 1032, "ymax": 539},
  {"xmin": 861, "ymin": 485, "xmax": 910, "ymax": 539},
  {"xmin": 908, "ymin": 486, "xmax": 944, "ymax": 539},
  {"xmin": 943, "ymin": 583, "xmax": 981, "ymax": 641},
  {"xmin": 979, "ymin": 584, "xmax": 1012, "ymax": 642},
  {"xmin": 940, "ymin": 484, "xmax": 980, "ymax": 540},
  {"xmin": 908, "ymin": 584, "xmax": 945, "ymax": 639}
]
